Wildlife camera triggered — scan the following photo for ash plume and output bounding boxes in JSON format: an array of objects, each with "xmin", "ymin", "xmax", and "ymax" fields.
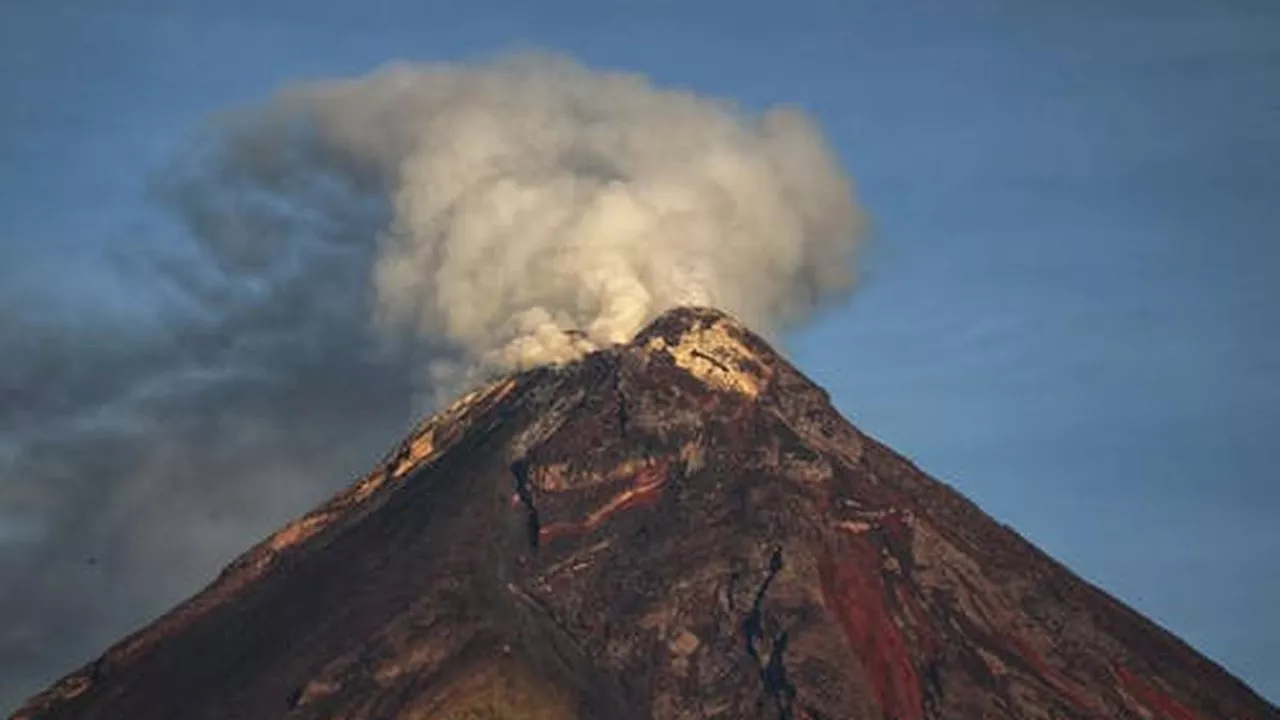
[{"xmin": 0, "ymin": 52, "xmax": 863, "ymax": 709}]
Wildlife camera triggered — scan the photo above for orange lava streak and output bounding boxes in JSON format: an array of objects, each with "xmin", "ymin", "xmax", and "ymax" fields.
[
  {"xmin": 539, "ymin": 460, "xmax": 670, "ymax": 544},
  {"xmin": 1006, "ymin": 637, "xmax": 1102, "ymax": 717},
  {"xmin": 1114, "ymin": 663, "xmax": 1203, "ymax": 720},
  {"xmin": 818, "ymin": 540, "xmax": 924, "ymax": 720}
]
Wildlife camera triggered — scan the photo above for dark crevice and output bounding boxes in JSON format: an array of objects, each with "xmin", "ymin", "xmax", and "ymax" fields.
[
  {"xmin": 510, "ymin": 460, "xmax": 541, "ymax": 552},
  {"xmin": 690, "ymin": 348, "xmax": 732, "ymax": 374},
  {"xmin": 762, "ymin": 629, "xmax": 797, "ymax": 718},
  {"xmin": 923, "ymin": 659, "xmax": 945, "ymax": 714},
  {"xmin": 741, "ymin": 546, "xmax": 797, "ymax": 719},
  {"xmin": 611, "ymin": 365, "xmax": 630, "ymax": 441},
  {"xmin": 742, "ymin": 547, "xmax": 783, "ymax": 660}
]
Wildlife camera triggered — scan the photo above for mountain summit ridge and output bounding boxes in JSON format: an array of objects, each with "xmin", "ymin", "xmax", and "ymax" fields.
[{"xmin": 14, "ymin": 306, "xmax": 1278, "ymax": 719}]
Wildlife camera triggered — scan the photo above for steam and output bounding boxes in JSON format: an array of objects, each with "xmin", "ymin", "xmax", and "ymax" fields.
[
  {"xmin": 200, "ymin": 52, "xmax": 862, "ymax": 394},
  {"xmin": 0, "ymin": 52, "xmax": 863, "ymax": 709}
]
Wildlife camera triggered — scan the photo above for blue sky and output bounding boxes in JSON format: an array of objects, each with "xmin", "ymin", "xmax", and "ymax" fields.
[{"xmin": 2, "ymin": 0, "xmax": 1278, "ymax": 704}]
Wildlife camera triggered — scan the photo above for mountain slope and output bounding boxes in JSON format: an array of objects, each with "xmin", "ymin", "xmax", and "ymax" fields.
[{"xmin": 13, "ymin": 307, "xmax": 1278, "ymax": 720}]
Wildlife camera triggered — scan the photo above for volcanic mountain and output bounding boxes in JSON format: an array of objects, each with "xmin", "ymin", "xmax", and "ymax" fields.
[{"xmin": 13, "ymin": 307, "xmax": 1277, "ymax": 720}]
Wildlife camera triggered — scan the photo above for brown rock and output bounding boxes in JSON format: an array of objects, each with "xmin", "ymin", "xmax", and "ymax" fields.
[{"xmin": 12, "ymin": 307, "xmax": 1278, "ymax": 720}]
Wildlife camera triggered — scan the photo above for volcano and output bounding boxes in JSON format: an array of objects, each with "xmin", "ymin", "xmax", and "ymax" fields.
[{"xmin": 13, "ymin": 307, "xmax": 1277, "ymax": 719}]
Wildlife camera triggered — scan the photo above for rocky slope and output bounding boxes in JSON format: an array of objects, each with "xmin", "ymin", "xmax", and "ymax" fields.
[{"xmin": 13, "ymin": 307, "xmax": 1278, "ymax": 719}]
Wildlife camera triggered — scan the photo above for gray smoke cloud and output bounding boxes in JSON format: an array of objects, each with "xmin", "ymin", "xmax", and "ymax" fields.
[{"xmin": 0, "ymin": 52, "xmax": 864, "ymax": 709}]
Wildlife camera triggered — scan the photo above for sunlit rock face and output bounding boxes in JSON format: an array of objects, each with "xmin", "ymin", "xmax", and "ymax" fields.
[{"xmin": 14, "ymin": 307, "xmax": 1279, "ymax": 720}]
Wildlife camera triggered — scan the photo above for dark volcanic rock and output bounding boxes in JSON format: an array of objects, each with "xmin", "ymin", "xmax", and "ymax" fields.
[{"xmin": 13, "ymin": 307, "xmax": 1278, "ymax": 719}]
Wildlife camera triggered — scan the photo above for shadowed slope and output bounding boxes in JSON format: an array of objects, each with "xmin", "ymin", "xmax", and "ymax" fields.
[{"xmin": 14, "ymin": 307, "xmax": 1279, "ymax": 720}]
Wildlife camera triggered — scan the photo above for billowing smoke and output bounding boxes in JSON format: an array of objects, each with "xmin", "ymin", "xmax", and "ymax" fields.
[
  {"xmin": 0, "ymin": 52, "xmax": 863, "ymax": 709},
  {"xmin": 191, "ymin": 52, "xmax": 863, "ymax": 396}
]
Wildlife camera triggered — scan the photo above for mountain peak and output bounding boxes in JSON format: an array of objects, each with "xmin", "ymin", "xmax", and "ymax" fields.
[
  {"xmin": 629, "ymin": 306, "xmax": 775, "ymax": 398},
  {"xmin": 632, "ymin": 304, "xmax": 748, "ymax": 342},
  {"xmin": 14, "ymin": 309, "xmax": 1278, "ymax": 720}
]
